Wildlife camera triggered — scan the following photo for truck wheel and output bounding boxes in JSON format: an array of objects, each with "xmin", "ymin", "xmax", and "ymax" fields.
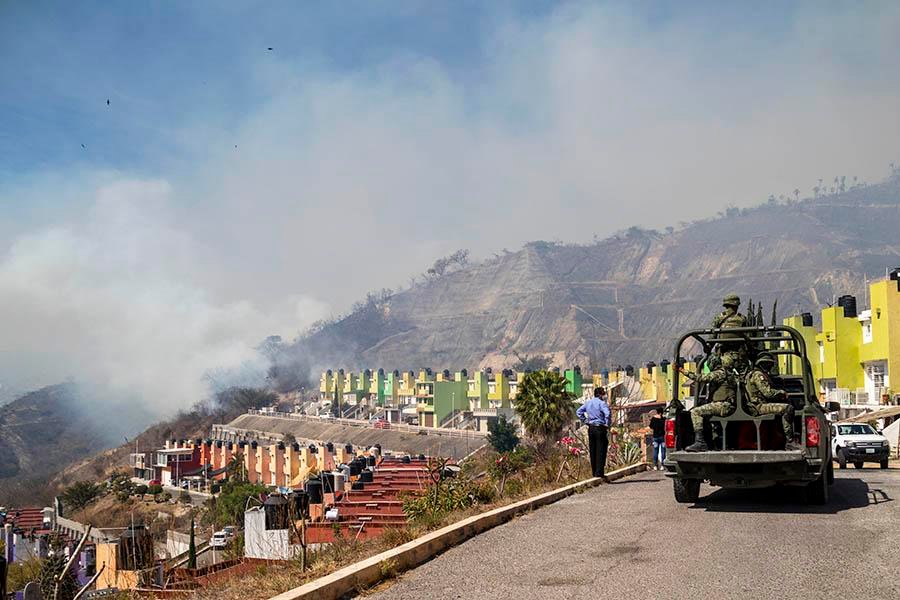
[
  {"xmin": 853, "ymin": 461, "xmax": 864, "ymax": 469},
  {"xmin": 836, "ymin": 449, "xmax": 847, "ymax": 469},
  {"xmin": 881, "ymin": 459, "xmax": 889, "ymax": 469},
  {"xmin": 673, "ymin": 478, "xmax": 701, "ymax": 503},
  {"xmin": 807, "ymin": 472, "xmax": 829, "ymax": 505}
]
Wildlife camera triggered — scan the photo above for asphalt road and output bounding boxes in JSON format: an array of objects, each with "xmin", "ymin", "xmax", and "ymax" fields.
[{"xmin": 368, "ymin": 467, "xmax": 900, "ymax": 600}]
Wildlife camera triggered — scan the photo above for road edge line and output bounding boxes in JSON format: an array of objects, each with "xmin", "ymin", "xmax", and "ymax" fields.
[{"xmin": 268, "ymin": 462, "xmax": 647, "ymax": 600}]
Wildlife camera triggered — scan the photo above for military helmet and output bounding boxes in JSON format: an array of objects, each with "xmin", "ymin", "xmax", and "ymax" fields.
[
  {"xmin": 722, "ymin": 293, "xmax": 741, "ymax": 308},
  {"xmin": 755, "ymin": 352, "xmax": 775, "ymax": 367}
]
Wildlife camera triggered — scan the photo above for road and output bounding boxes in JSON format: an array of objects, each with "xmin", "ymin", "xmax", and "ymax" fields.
[{"xmin": 368, "ymin": 467, "xmax": 899, "ymax": 600}]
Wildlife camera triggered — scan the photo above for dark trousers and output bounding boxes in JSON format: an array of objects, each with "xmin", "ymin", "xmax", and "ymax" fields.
[{"xmin": 588, "ymin": 424, "xmax": 609, "ymax": 477}]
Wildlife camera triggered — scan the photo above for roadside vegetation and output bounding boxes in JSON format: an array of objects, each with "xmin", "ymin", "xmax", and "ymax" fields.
[{"xmin": 190, "ymin": 369, "xmax": 645, "ymax": 599}]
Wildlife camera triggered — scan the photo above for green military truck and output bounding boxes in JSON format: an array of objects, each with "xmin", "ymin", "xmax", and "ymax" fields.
[{"xmin": 664, "ymin": 325, "xmax": 840, "ymax": 504}]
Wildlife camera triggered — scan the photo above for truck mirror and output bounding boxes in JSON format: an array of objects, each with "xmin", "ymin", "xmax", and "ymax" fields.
[{"xmin": 824, "ymin": 401, "xmax": 841, "ymax": 413}]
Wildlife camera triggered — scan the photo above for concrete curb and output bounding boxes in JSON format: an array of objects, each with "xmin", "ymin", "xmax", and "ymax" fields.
[{"xmin": 269, "ymin": 462, "xmax": 647, "ymax": 600}]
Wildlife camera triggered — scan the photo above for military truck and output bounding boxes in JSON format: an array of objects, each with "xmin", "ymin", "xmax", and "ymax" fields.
[{"xmin": 664, "ymin": 325, "xmax": 840, "ymax": 504}]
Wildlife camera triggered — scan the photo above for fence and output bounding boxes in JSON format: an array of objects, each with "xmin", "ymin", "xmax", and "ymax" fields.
[{"xmin": 245, "ymin": 409, "xmax": 488, "ymax": 440}]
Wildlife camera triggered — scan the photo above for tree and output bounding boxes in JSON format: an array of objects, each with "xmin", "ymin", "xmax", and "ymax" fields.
[
  {"xmin": 204, "ymin": 480, "xmax": 267, "ymax": 528},
  {"xmin": 107, "ymin": 470, "xmax": 136, "ymax": 503},
  {"xmin": 188, "ymin": 518, "xmax": 197, "ymax": 570},
  {"xmin": 61, "ymin": 481, "xmax": 101, "ymax": 512},
  {"xmin": 512, "ymin": 351, "xmax": 551, "ymax": 372},
  {"xmin": 134, "ymin": 484, "xmax": 149, "ymax": 499},
  {"xmin": 513, "ymin": 370, "xmax": 576, "ymax": 451},
  {"xmin": 487, "ymin": 415, "xmax": 520, "ymax": 453}
]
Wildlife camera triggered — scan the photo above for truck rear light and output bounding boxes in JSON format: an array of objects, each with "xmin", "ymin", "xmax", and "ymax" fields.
[
  {"xmin": 805, "ymin": 416, "xmax": 820, "ymax": 447},
  {"xmin": 665, "ymin": 418, "xmax": 676, "ymax": 449}
]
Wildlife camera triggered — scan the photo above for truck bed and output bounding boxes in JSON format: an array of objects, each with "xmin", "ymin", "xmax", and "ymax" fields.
[{"xmin": 667, "ymin": 450, "xmax": 804, "ymax": 464}]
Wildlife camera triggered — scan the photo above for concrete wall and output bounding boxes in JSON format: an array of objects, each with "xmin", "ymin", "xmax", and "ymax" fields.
[{"xmin": 244, "ymin": 507, "xmax": 298, "ymax": 560}]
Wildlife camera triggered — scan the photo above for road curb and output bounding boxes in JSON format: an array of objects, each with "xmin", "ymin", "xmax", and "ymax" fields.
[{"xmin": 269, "ymin": 462, "xmax": 647, "ymax": 600}]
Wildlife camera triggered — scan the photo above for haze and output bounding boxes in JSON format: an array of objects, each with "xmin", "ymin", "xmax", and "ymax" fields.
[{"xmin": 1, "ymin": 1, "xmax": 898, "ymax": 419}]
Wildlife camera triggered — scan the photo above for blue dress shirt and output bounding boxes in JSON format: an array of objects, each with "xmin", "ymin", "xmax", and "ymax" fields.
[{"xmin": 577, "ymin": 397, "xmax": 611, "ymax": 427}]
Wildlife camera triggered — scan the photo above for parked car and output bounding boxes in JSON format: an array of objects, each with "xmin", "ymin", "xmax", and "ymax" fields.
[
  {"xmin": 831, "ymin": 422, "xmax": 890, "ymax": 469},
  {"xmin": 210, "ymin": 529, "xmax": 234, "ymax": 548},
  {"xmin": 372, "ymin": 418, "xmax": 390, "ymax": 429},
  {"xmin": 148, "ymin": 479, "xmax": 161, "ymax": 486}
]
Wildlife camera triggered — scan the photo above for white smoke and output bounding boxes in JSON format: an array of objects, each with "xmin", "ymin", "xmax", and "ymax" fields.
[{"xmin": 0, "ymin": 178, "xmax": 328, "ymax": 420}]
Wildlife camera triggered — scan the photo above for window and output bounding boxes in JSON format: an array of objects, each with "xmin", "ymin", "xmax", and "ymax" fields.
[{"xmin": 818, "ymin": 342, "xmax": 825, "ymax": 364}]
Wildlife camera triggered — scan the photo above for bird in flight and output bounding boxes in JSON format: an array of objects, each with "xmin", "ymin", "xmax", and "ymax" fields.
[
  {"xmin": 267, "ymin": 47, "xmax": 273, "ymax": 51},
  {"xmin": 106, "ymin": 99, "xmax": 110, "ymax": 106},
  {"xmin": 81, "ymin": 144, "xmax": 86, "ymax": 149}
]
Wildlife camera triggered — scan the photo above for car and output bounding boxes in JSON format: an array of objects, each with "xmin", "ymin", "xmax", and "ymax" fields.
[
  {"xmin": 148, "ymin": 479, "xmax": 161, "ymax": 486},
  {"xmin": 210, "ymin": 529, "xmax": 235, "ymax": 548},
  {"xmin": 665, "ymin": 324, "xmax": 838, "ymax": 504},
  {"xmin": 831, "ymin": 422, "xmax": 890, "ymax": 469}
]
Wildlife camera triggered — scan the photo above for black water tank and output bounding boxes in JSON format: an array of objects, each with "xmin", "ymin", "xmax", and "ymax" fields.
[
  {"xmin": 552, "ymin": 367, "xmax": 560, "ymax": 373},
  {"xmin": 366, "ymin": 455, "xmax": 376, "ymax": 467},
  {"xmin": 250, "ymin": 441, "xmax": 258, "ymax": 450},
  {"xmin": 348, "ymin": 461, "xmax": 362, "ymax": 476},
  {"xmin": 264, "ymin": 495, "xmax": 290, "ymax": 530},
  {"xmin": 838, "ymin": 295, "xmax": 857, "ymax": 318},
  {"xmin": 344, "ymin": 444, "xmax": 353, "ymax": 454},
  {"xmin": 351, "ymin": 481, "xmax": 365, "ymax": 491},
  {"xmin": 890, "ymin": 268, "xmax": 900, "ymax": 290},
  {"xmin": 625, "ymin": 365, "xmax": 634, "ymax": 376},
  {"xmin": 402, "ymin": 455, "xmax": 411, "ymax": 464},
  {"xmin": 801, "ymin": 312, "xmax": 814, "ymax": 327},
  {"xmin": 305, "ymin": 478, "xmax": 323, "ymax": 504},
  {"xmin": 215, "ymin": 440, "xmax": 223, "ymax": 448},
  {"xmin": 325, "ymin": 442, "xmax": 334, "ymax": 453},
  {"xmin": 308, "ymin": 444, "xmax": 318, "ymax": 454},
  {"xmin": 460, "ymin": 368, "xmax": 467, "ymax": 377},
  {"xmin": 600, "ymin": 368, "xmax": 610, "ymax": 377},
  {"xmin": 359, "ymin": 470, "xmax": 374, "ymax": 483},
  {"xmin": 573, "ymin": 365, "xmax": 581, "ymax": 374},
  {"xmin": 292, "ymin": 442, "xmax": 300, "ymax": 452},
  {"xmin": 645, "ymin": 361, "xmax": 656, "ymax": 371},
  {"xmin": 660, "ymin": 360, "xmax": 670, "ymax": 373},
  {"xmin": 277, "ymin": 442, "xmax": 285, "ymax": 450},
  {"xmin": 417, "ymin": 454, "xmax": 426, "ymax": 460},
  {"xmin": 293, "ymin": 490, "xmax": 309, "ymax": 519}
]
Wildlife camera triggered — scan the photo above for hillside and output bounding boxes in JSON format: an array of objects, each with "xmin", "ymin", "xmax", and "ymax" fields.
[
  {"xmin": 276, "ymin": 175, "xmax": 900, "ymax": 376},
  {"xmin": 0, "ymin": 384, "xmax": 115, "ymax": 505}
]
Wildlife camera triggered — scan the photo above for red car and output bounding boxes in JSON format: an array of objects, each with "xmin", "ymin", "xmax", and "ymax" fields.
[
  {"xmin": 372, "ymin": 418, "xmax": 391, "ymax": 430},
  {"xmin": 148, "ymin": 479, "xmax": 162, "ymax": 486}
]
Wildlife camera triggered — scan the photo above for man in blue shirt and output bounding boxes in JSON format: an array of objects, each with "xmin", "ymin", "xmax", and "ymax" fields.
[{"xmin": 577, "ymin": 387, "xmax": 612, "ymax": 479}]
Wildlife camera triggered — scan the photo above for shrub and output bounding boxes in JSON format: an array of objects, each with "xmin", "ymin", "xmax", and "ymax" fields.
[
  {"xmin": 514, "ymin": 371, "xmax": 576, "ymax": 451},
  {"xmin": 203, "ymin": 480, "xmax": 267, "ymax": 528},
  {"xmin": 179, "ymin": 490, "xmax": 193, "ymax": 504},
  {"xmin": 156, "ymin": 492, "xmax": 172, "ymax": 503},
  {"xmin": 134, "ymin": 484, "xmax": 149, "ymax": 499},
  {"xmin": 489, "ymin": 446, "xmax": 533, "ymax": 497},
  {"xmin": 487, "ymin": 415, "xmax": 520, "ymax": 453},
  {"xmin": 148, "ymin": 483, "xmax": 163, "ymax": 495}
]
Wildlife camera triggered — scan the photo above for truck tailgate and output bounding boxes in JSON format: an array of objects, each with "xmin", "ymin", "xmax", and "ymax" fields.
[{"xmin": 667, "ymin": 450, "xmax": 804, "ymax": 464}]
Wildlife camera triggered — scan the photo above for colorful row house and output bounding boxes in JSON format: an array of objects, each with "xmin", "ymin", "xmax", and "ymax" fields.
[{"xmin": 784, "ymin": 269, "xmax": 900, "ymax": 407}]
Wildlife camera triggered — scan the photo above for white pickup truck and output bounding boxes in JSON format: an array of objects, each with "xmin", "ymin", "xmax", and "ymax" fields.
[{"xmin": 831, "ymin": 422, "xmax": 890, "ymax": 469}]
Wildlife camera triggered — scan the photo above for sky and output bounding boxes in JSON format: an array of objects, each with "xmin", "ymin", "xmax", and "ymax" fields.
[{"xmin": 1, "ymin": 1, "xmax": 899, "ymax": 419}]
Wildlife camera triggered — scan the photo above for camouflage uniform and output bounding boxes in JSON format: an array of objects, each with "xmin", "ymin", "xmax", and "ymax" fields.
[
  {"xmin": 712, "ymin": 295, "xmax": 749, "ymax": 368},
  {"xmin": 745, "ymin": 366, "xmax": 794, "ymax": 439},
  {"xmin": 685, "ymin": 367, "xmax": 736, "ymax": 432}
]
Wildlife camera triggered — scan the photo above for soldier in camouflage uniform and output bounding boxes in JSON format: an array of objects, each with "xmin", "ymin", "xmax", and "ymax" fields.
[
  {"xmin": 712, "ymin": 294, "xmax": 749, "ymax": 369},
  {"xmin": 678, "ymin": 355, "xmax": 736, "ymax": 452},
  {"xmin": 745, "ymin": 352, "xmax": 801, "ymax": 451}
]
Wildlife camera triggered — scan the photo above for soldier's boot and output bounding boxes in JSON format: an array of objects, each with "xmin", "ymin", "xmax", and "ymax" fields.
[{"xmin": 685, "ymin": 430, "xmax": 708, "ymax": 453}]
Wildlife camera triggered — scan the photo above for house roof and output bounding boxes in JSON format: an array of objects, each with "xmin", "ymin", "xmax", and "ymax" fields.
[{"xmin": 1, "ymin": 507, "xmax": 46, "ymax": 531}]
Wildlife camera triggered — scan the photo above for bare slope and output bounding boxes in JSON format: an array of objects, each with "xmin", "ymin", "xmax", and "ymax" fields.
[{"xmin": 285, "ymin": 177, "xmax": 900, "ymax": 373}]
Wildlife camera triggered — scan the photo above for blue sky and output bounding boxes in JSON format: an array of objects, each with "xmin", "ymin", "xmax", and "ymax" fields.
[{"xmin": 0, "ymin": 1, "xmax": 898, "ymax": 414}]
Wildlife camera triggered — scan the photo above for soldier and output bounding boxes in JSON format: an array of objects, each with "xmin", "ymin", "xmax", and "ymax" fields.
[
  {"xmin": 712, "ymin": 294, "xmax": 747, "ymax": 328},
  {"xmin": 745, "ymin": 352, "xmax": 800, "ymax": 451},
  {"xmin": 713, "ymin": 294, "xmax": 749, "ymax": 368},
  {"xmin": 677, "ymin": 355, "xmax": 736, "ymax": 452}
]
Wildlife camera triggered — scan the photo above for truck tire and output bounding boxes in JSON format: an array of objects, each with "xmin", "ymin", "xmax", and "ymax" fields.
[
  {"xmin": 807, "ymin": 471, "xmax": 829, "ymax": 505},
  {"xmin": 673, "ymin": 478, "xmax": 701, "ymax": 503},
  {"xmin": 853, "ymin": 461, "xmax": 864, "ymax": 469},
  {"xmin": 881, "ymin": 459, "xmax": 889, "ymax": 469},
  {"xmin": 836, "ymin": 449, "xmax": 847, "ymax": 469}
]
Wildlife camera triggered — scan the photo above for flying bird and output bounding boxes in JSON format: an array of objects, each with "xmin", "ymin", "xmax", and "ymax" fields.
[
  {"xmin": 267, "ymin": 47, "xmax": 273, "ymax": 51},
  {"xmin": 81, "ymin": 144, "xmax": 86, "ymax": 149},
  {"xmin": 106, "ymin": 99, "xmax": 110, "ymax": 106}
]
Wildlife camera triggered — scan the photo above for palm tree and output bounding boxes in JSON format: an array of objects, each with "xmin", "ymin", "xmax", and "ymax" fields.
[{"xmin": 514, "ymin": 370, "xmax": 576, "ymax": 451}]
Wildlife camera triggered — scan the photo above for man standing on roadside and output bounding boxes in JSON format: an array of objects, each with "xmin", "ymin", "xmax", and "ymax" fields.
[
  {"xmin": 577, "ymin": 387, "xmax": 612, "ymax": 479},
  {"xmin": 648, "ymin": 407, "xmax": 666, "ymax": 470}
]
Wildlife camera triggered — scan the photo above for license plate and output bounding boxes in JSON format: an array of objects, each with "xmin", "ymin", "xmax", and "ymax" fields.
[{"xmin": 866, "ymin": 448, "xmax": 875, "ymax": 454}]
